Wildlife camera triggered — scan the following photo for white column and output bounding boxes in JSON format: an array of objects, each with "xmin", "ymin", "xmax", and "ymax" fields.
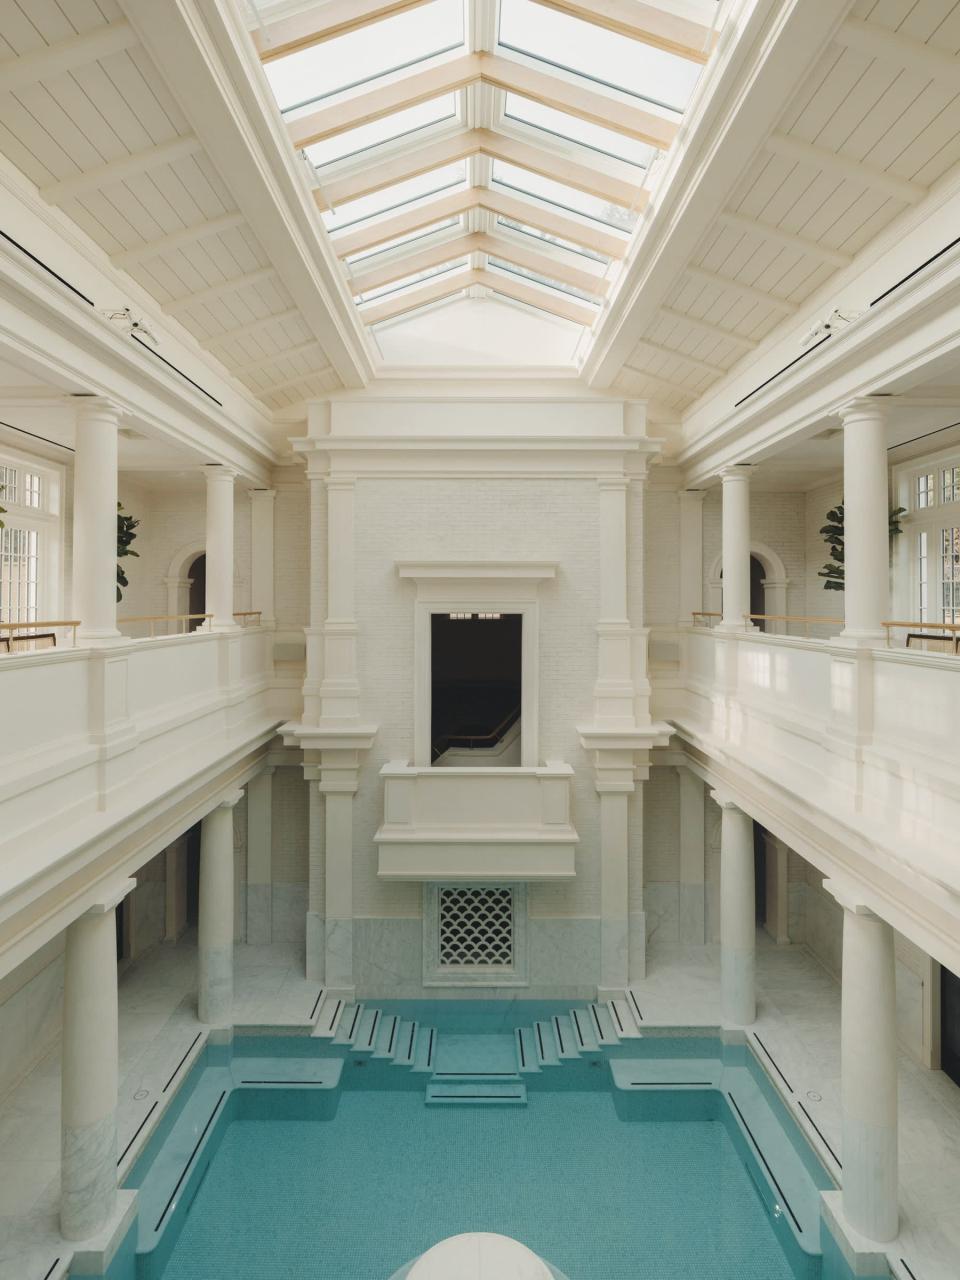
[
  {"xmin": 305, "ymin": 774, "xmax": 325, "ymax": 982},
  {"xmin": 718, "ymin": 465, "xmax": 753, "ymax": 630},
  {"xmin": 592, "ymin": 478, "xmax": 637, "ymax": 727},
  {"xmin": 678, "ymin": 767, "xmax": 706, "ymax": 944},
  {"xmin": 198, "ymin": 791, "xmax": 242, "ymax": 1025},
  {"xmin": 204, "ymin": 466, "xmax": 237, "ymax": 630},
  {"xmin": 245, "ymin": 767, "xmax": 274, "ymax": 945},
  {"xmin": 826, "ymin": 881, "xmax": 899, "ymax": 1242},
  {"xmin": 73, "ymin": 398, "xmax": 122, "ymax": 642},
  {"xmin": 303, "ymin": 468, "xmax": 328, "ymax": 724},
  {"xmin": 678, "ymin": 489, "xmax": 706, "ymax": 626},
  {"xmin": 323, "ymin": 763, "xmax": 358, "ymax": 991},
  {"xmin": 839, "ymin": 398, "xmax": 890, "ymax": 643},
  {"xmin": 60, "ymin": 879, "xmax": 135, "ymax": 1240},
  {"xmin": 248, "ymin": 488, "xmax": 277, "ymax": 627},
  {"xmin": 714, "ymin": 791, "xmax": 756, "ymax": 1025},
  {"xmin": 599, "ymin": 786, "xmax": 630, "ymax": 991}
]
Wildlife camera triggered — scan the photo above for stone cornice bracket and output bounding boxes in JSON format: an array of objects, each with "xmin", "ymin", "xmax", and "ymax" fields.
[
  {"xmin": 823, "ymin": 877, "xmax": 880, "ymax": 916},
  {"xmin": 82, "ymin": 877, "xmax": 137, "ymax": 915},
  {"xmin": 215, "ymin": 788, "xmax": 245, "ymax": 810},
  {"xmin": 709, "ymin": 787, "xmax": 742, "ymax": 811}
]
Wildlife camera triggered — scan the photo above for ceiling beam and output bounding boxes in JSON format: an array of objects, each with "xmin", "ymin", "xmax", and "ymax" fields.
[
  {"xmin": 252, "ymin": 0, "xmax": 431, "ymax": 62},
  {"xmin": 528, "ymin": 0, "xmax": 716, "ymax": 64},
  {"xmin": 633, "ymin": 338, "xmax": 727, "ymax": 378},
  {"xmin": 320, "ymin": 126, "xmax": 645, "ymax": 211},
  {"xmin": 766, "ymin": 132, "xmax": 926, "ymax": 205},
  {"xmin": 360, "ymin": 268, "xmax": 476, "ymax": 324},
  {"xmin": 248, "ymin": 368, "xmax": 335, "ymax": 397},
  {"xmin": 330, "ymin": 185, "xmax": 629, "ymax": 260},
  {"xmin": 203, "ymin": 308, "xmax": 302, "ymax": 347},
  {"xmin": 162, "ymin": 266, "xmax": 277, "ymax": 315},
  {"xmin": 349, "ymin": 229, "xmax": 610, "ymax": 296},
  {"xmin": 620, "ymin": 364, "xmax": 696, "ymax": 398},
  {"xmin": 718, "ymin": 210, "xmax": 852, "ymax": 269},
  {"xmin": 359, "ymin": 266, "xmax": 596, "ymax": 326},
  {"xmin": 659, "ymin": 306, "xmax": 756, "ymax": 350},
  {"xmin": 834, "ymin": 16, "xmax": 960, "ymax": 85},
  {"xmin": 228, "ymin": 339, "xmax": 324, "ymax": 376},
  {"xmin": 41, "ymin": 136, "xmax": 203, "ymax": 205},
  {"xmin": 289, "ymin": 52, "xmax": 679, "ymax": 151},
  {"xmin": 683, "ymin": 264, "xmax": 798, "ymax": 314},
  {"xmin": 0, "ymin": 20, "xmax": 139, "ymax": 92},
  {"xmin": 482, "ymin": 270, "xmax": 598, "ymax": 326},
  {"xmin": 111, "ymin": 212, "xmax": 247, "ymax": 268}
]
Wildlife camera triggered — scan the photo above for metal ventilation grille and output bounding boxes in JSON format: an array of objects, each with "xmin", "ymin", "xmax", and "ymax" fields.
[{"xmin": 438, "ymin": 887, "xmax": 514, "ymax": 967}]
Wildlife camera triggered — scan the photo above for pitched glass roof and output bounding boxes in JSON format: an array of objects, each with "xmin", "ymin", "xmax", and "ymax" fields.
[{"xmin": 256, "ymin": 0, "xmax": 717, "ymax": 337}]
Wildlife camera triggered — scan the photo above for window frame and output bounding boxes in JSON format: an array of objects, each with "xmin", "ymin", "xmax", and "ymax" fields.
[{"xmin": 0, "ymin": 445, "xmax": 64, "ymax": 625}]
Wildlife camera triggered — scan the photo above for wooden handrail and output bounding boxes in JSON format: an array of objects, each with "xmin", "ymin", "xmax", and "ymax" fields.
[
  {"xmin": 118, "ymin": 612, "xmax": 212, "ymax": 638},
  {"xmin": 0, "ymin": 619, "xmax": 80, "ymax": 649},
  {"xmin": 882, "ymin": 620, "xmax": 960, "ymax": 633},
  {"xmin": 233, "ymin": 611, "xmax": 262, "ymax": 625},
  {"xmin": 691, "ymin": 611, "xmax": 721, "ymax": 624}
]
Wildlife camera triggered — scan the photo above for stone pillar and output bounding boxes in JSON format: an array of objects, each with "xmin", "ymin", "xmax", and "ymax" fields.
[
  {"xmin": 198, "ymin": 790, "xmax": 242, "ymax": 1025},
  {"xmin": 592, "ymin": 478, "xmax": 636, "ymax": 727},
  {"xmin": 305, "ymin": 774, "xmax": 325, "ymax": 982},
  {"xmin": 826, "ymin": 881, "xmax": 899, "ymax": 1242},
  {"xmin": 839, "ymin": 399, "xmax": 889, "ymax": 643},
  {"xmin": 302, "ymin": 464, "xmax": 328, "ymax": 724},
  {"xmin": 204, "ymin": 466, "xmax": 237, "ymax": 629},
  {"xmin": 714, "ymin": 791, "xmax": 756, "ymax": 1025},
  {"xmin": 678, "ymin": 767, "xmax": 706, "ymax": 944},
  {"xmin": 322, "ymin": 757, "xmax": 360, "ymax": 991},
  {"xmin": 599, "ymin": 784, "xmax": 631, "ymax": 992},
  {"xmin": 73, "ymin": 397, "xmax": 122, "ymax": 643},
  {"xmin": 245, "ymin": 767, "xmax": 274, "ymax": 945},
  {"xmin": 678, "ymin": 488, "xmax": 706, "ymax": 626},
  {"xmin": 718, "ymin": 465, "xmax": 753, "ymax": 630},
  {"xmin": 248, "ymin": 487, "xmax": 277, "ymax": 627},
  {"xmin": 60, "ymin": 879, "xmax": 135, "ymax": 1240}
]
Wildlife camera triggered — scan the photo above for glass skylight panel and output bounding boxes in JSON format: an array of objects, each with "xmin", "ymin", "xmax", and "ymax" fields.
[
  {"xmin": 487, "ymin": 258, "xmax": 601, "ymax": 304},
  {"xmin": 324, "ymin": 163, "xmax": 467, "ymax": 233},
  {"xmin": 498, "ymin": 0, "xmax": 701, "ymax": 115},
  {"xmin": 345, "ymin": 218, "xmax": 461, "ymax": 264},
  {"xmin": 307, "ymin": 96, "xmax": 458, "ymax": 169},
  {"xmin": 356, "ymin": 260, "xmax": 469, "ymax": 305},
  {"xmin": 503, "ymin": 95, "xmax": 655, "ymax": 170},
  {"xmin": 266, "ymin": 0, "xmax": 464, "ymax": 115},
  {"xmin": 496, "ymin": 216, "xmax": 609, "ymax": 264},
  {"xmin": 491, "ymin": 160, "xmax": 638, "ymax": 232}
]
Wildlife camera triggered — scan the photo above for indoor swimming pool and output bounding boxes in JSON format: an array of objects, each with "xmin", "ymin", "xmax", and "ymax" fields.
[{"xmin": 96, "ymin": 1002, "xmax": 885, "ymax": 1280}]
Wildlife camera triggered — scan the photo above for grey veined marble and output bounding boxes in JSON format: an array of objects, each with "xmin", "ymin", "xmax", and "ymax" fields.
[{"xmin": 60, "ymin": 1110, "xmax": 116, "ymax": 1241}]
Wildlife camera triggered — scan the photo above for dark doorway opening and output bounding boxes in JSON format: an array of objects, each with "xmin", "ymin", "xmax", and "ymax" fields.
[
  {"xmin": 750, "ymin": 556, "xmax": 766, "ymax": 631},
  {"xmin": 185, "ymin": 822, "xmax": 202, "ymax": 926},
  {"xmin": 942, "ymin": 965, "xmax": 960, "ymax": 1088},
  {"xmin": 753, "ymin": 822, "xmax": 766, "ymax": 927},
  {"xmin": 431, "ymin": 613, "xmax": 522, "ymax": 764},
  {"xmin": 115, "ymin": 896, "xmax": 129, "ymax": 960},
  {"xmin": 188, "ymin": 554, "xmax": 206, "ymax": 631}
]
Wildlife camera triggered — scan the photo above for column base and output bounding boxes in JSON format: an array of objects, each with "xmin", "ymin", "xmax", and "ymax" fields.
[
  {"xmin": 721, "ymin": 945, "xmax": 756, "ymax": 1026},
  {"xmin": 198, "ymin": 944, "xmax": 233, "ymax": 1027},
  {"xmin": 600, "ymin": 916, "xmax": 629, "ymax": 991},
  {"xmin": 65, "ymin": 1189, "xmax": 137, "ymax": 1269},
  {"xmin": 628, "ymin": 910, "xmax": 646, "ymax": 983},
  {"xmin": 76, "ymin": 630, "xmax": 126, "ymax": 647},
  {"xmin": 305, "ymin": 911, "xmax": 325, "ymax": 983},
  {"xmin": 60, "ymin": 1111, "xmax": 118, "ymax": 1241},
  {"xmin": 833, "ymin": 628, "xmax": 885, "ymax": 648},
  {"xmin": 325, "ymin": 918, "xmax": 353, "ymax": 990},
  {"xmin": 715, "ymin": 621, "xmax": 756, "ymax": 633}
]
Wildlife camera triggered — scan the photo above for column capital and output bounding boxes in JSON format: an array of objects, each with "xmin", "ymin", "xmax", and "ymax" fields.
[
  {"xmin": 823, "ymin": 878, "xmax": 882, "ymax": 916},
  {"xmin": 213, "ymin": 788, "xmax": 244, "ymax": 810},
  {"xmin": 597, "ymin": 476, "xmax": 630, "ymax": 492},
  {"xmin": 325, "ymin": 474, "xmax": 357, "ymax": 492},
  {"xmin": 80, "ymin": 877, "xmax": 136, "ymax": 915},
  {"xmin": 72, "ymin": 394, "xmax": 124, "ymax": 423},
  {"xmin": 204, "ymin": 463, "xmax": 238, "ymax": 484},
  {"xmin": 836, "ymin": 395, "xmax": 891, "ymax": 424},
  {"xmin": 718, "ymin": 463, "xmax": 753, "ymax": 483},
  {"xmin": 248, "ymin": 487, "xmax": 277, "ymax": 502},
  {"xmin": 710, "ymin": 787, "xmax": 743, "ymax": 812},
  {"xmin": 679, "ymin": 487, "xmax": 707, "ymax": 505}
]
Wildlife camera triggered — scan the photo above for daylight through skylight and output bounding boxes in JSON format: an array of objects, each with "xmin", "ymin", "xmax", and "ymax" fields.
[
  {"xmin": 307, "ymin": 96, "xmax": 458, "ymax": 169},
  {"xmin": 503, "ymin": 96, "xmax": 655, "ymax": 171}
]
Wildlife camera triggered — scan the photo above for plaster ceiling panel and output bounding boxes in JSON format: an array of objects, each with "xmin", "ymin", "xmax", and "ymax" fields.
[{"xmin": 778, "ymin": 46, "xmax": 873, "ymax": 140}]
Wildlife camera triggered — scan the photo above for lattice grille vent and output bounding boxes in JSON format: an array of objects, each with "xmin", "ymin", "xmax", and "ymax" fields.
[{"xmin": 438, "ymin": 887, "xmax": 514, "ymax": 967}]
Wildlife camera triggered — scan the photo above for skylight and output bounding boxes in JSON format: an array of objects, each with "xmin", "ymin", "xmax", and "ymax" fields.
[
  {"xmin": 496, "ymin": 216, "xmax": 610, "ymax": 265},
  {"xmin": 491, "ymin": 160, "xmax": 638, "ymax": 232},
  {"xmin": 324, "ymin": 164, "xmax": 467, "ymax": 233},
  {"xmin": 266, "ymin": 0, "xmax": 464, "ymax": 115},
  {"xmin": 345, "ymin": 220, "xmax": 462, "ymax": 265},
  {"xmin": 307, "ymin": 96, "xmax": 458, "ymax": 169},
  {"xmin": 487, "ymin": 258, "xmax": 602, "ymax": 305},
  {"xmin": 503, "ymin": 96, "xmax": 655, "ymax": 171},
  {"xmin": 498, "ymin": 0, "xmax": 701, "ymax": 116},
  {"xmin": 356, "ymin": 260, "xmax": 470, "ymax": 306}
]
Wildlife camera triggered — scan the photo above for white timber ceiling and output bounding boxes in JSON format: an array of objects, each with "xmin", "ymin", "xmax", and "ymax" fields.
[{"xmin": 0, "ymin": 0, "xmax": 367, "ymax": 413}]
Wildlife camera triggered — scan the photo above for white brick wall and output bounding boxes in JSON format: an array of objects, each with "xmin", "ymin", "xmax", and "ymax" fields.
[
  {"xmin": 644, "ymin": 487, "xmax": 681, "ymax": 626},
  {"xmin": 804, "ymin": 479, "xmax": 844, "ymax": 622},
  {"xmin": 702, "ymin": 487, "xmax": 807, "ymax": 616}
]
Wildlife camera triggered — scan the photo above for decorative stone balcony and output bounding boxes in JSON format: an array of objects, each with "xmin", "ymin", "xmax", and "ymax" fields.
[{"xmin": 374, "ymin": 762, "xmax": 578, "ymax": 882}]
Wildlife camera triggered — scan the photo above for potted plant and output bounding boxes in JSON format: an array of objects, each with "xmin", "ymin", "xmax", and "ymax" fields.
[{"xmin": 818, "ymin": 502, "xmax": 906, "ymax": 590}]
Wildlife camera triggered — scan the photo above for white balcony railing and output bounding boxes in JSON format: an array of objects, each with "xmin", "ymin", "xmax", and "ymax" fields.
[{"xmin": 375, "ymin": 761, "xmax": 578, "ymax": 882}]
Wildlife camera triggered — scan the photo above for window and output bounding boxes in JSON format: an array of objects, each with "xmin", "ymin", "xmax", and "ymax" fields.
[
  {"xmin": 496, "ymin": 216, "xmax": 610, "ymax": 264},
  {"xmin": 487, "ymin": 256, "xmax": 602, "ymax": 304},
  {"xmin": 943, "ymin": 466, "xmax": 960, "ymax": 504},
  {"xmin": 325, "ymin": 163, "xmax": 467, "ymax": 233},
  {"xmin": 917, "ymin": 473, "xmax": 934, "ymax": 509},
  {"xmin": 431, "ymin": 613, "xmax": 522, "ymax": 765},
  {"xmin": 918, "ymin": 531, "xmax": 928, "ymax": 622},
  {"xmin": 423, "ymin": 883, "xmax": 528, "ymax": 986},
  {"xmin": 503, "ymin": 95, "xmax": 655, "ymax": 170},
  {"xmin": 0, "ymin": 453, "xmax": 61, "ymax": 629},
  {"xmin": 308, "ymin": 95, "xmax": 458, "ymax": 169},
  {"xmin": 266, "ymin": 0, "xmax": 464, "ymax": 115},
  {"xmin": 942, "ymin": 527, "xmax": 960, "ymax": 624},
  {"xmin": 491, "ymin": 159, "xmax": 638, "ymax": 232},
  {"xmin": 345, "ymin": 218, "xmax": 461, "ymax": 265},
  {"xmin": 356, "ymin": 259, "xmax": 470, "ymax": 306}
]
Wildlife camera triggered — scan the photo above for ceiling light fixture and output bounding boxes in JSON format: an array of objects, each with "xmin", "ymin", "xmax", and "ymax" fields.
[{"xmin": 99, "ymin": 307, "xmax": 159, "ymax": 347}]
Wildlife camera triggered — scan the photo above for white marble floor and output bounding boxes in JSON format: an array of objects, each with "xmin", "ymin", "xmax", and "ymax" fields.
[{"xmin": 1, "ymin": 935, "xmax": 958, "ymax": 1280}]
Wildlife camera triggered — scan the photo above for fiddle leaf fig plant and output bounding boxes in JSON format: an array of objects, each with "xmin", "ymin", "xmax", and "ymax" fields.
[
  {"xmin": 116, "ymin": 502, "xmax": 140, "ymax": 603},
  {"xmin": 818, "ymin": 502, "xmax": 906, "ymax": 591}
]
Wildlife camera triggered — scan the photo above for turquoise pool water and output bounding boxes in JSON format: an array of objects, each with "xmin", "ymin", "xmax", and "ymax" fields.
[{"xmin": 98, "ymin": 1003, "xmax": 886, "ymax": 1280}]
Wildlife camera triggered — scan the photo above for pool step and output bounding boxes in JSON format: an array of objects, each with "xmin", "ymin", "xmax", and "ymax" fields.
[
  {"xmin": 373, "ymin": 1013, "xmax": 401, "ymax": 1059},
  {"xmin": 412, "ymin": 1026, "xmax": 437, "ymax": 1073},
  {"xmin": 589, "ymin": 1002, "xmax": 621, "ymax": 1046},
  {"xmin": 533, "ymin": 1021, "xmax": 561, "ymax": 1066},
  {"xmin": 515, "ymin": 1026, "xmax": 541, "ymax": 1073},
  {"xmin": 608, "ymin": 997, "xmax": 643, "ymax": 1038},
  {"xmin": 426, "ymin": 1078, "xmax": 527, "ymax": 1105},
  {"xmin": 332, "ymin": 1002, "xmax": 365, "ymax": 1045},
  {"xmin": 393, "ymin": 1020, "xmax": 420, "ymax": 1067},
  {"xmin": 353, "ymin": 1007, "xmax": 382, "ymax": 1053},
  {"xmin": 610, "ymin": 1058, "xmax": 723, "ymax": 1091},
  {"xmin": 551, "ymin": 1014, "xmax": 581, "ymax": 1060},
  {"xmin": 311, "ymin": 995, "xmax": 346, "ymax": 1038},
  {"xmin": 569, "ymin": 1007, "xmax": 599, "ymax": 1053}
]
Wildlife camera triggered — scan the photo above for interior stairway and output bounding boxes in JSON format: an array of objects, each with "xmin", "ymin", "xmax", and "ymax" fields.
[{"xmin": 309, "ymin": 993, "xmax": 644, "ymax": 1104}]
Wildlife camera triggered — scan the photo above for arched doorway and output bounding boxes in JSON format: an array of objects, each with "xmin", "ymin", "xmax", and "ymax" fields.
[
  {"xmin": 187, "ymin": 554, "xmax": 206, "ymax": 631},
  {"xmin": 707, "ymin": 544, "xmax": 789, "ymax": 632},
  {"xmin": 750, "ymin": 555, "xmax": 766, "ymax": 631}
]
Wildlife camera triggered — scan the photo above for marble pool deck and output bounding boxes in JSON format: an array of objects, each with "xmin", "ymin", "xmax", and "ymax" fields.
[{"xmin": 0, "ymin": 935, "xmax": 957, "ymax": 1280}]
